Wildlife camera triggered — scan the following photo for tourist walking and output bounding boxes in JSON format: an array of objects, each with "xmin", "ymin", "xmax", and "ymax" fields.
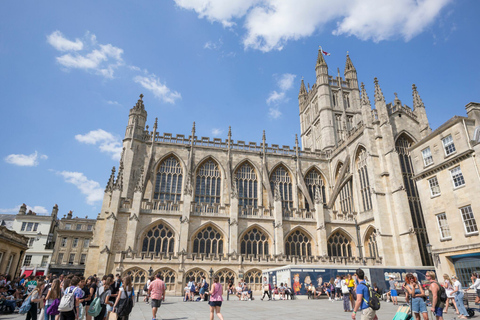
[
  {"xmin": 352, "ymin": 269, "xmax": 377, "ymax": 320},
  {"xmin": 59, "ymin": 276, "xmax": 84, "ymax": 320},
  {"xmin": 200, "ymin": 276, "xmax": 207, "ymax": 301},
  {"xmin": 404, "ymin": 273, "xmax": 428, "ymax": 320},
  {"xmin": 426, "ymin": 271, "xmax": 444, "ymax": 320},
  {"xmin": 451, "ymin": 275, "xmax": 469, "ymax": 319},
  {"xmin": 469, "ymin": 272, "xmax": 480, "ymax": 305},
  {"xmin": 442, "ymin": 274, "xmax": 458, "ymax": 314},
  {"xmin": 44, "ymin": 279, "xmax": 61, "ymax": 320},
  {"xmin": 148, "ymin": 273, "xmax": 165, "ymax": 320},
  {"xmin": 94, "ymin": 276, "xmax": 112, "ymax": 320},
  {"xmin": 388, "ymin": 275, "xmax": 398, "ymax": 305},
  {"xmin": 187, "ymin": 277, "xmax": 195, "ymax": 302},
  {"xmin": 85, "ymin": 276, "xmax": 97, "ymax": 320},
  {"xmin": 25, "ymin": 281, "xmax": 45, "ymax": 320},
  {"xmin": 113, "ymin": 275, "xmax": 135, "ymax": 320},
  {"xmin": 341, "ymin": 276, "xmax": 350, "ymax": 312},
  {"xmin": 334, "ymin": 275, "xmax": 342, "ymax": 300},
  {"xmin": 209, "ymin": 275, "xmax": 224, "ymax": 320}
]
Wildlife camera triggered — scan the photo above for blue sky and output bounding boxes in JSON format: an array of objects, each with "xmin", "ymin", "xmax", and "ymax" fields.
[{"xmin": 1, "ymin": 0, "xmax": 479, "ymax": 218}]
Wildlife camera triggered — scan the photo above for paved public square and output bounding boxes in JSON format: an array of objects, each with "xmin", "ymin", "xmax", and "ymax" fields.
[{"xmin": 3, "ymin": 296, "xmax": 476, "ymax": 320}]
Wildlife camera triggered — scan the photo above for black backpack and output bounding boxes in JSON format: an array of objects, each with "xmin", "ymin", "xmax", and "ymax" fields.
[
  {"xmin": 117, "ymin": 291, "xmax": 133, "ymax": 317},
  {"xmin": 360, "ymin": 282, "xmax": 381, "ymax": 311},
  {"xmin": 433, "ymin": 281, "xmax": 447, "ymax": 304}
]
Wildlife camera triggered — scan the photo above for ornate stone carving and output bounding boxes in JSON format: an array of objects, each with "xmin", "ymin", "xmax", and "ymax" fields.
[
  {"xmin": 134, "ymin": 166, "xmax": 144, "ymax": 193},
  {"xmin": 180, "ymin": 216, "xmax": 189, "ymax": 224},
  {"xmin": 184, "ymin": 175, "xmax": 193, "ymax": 196},
  {"xmin": 314, "ymin": 187, "xmax": 322, "ymax": 204},
  {"xmin": 105, "ymin": 166, "xmax": 116, "ymax": 192},
  {"xmin": 231, "ymin": 178, "xmax": 238, "ymax": 199},
  {"xmin": 274, "ymin": 182, "xmax": 281, "ymax": 201}
]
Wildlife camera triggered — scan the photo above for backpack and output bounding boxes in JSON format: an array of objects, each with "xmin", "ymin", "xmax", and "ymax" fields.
[
  {"xmin": 18, "ymin": 290, "xmax": 36, "ymax": 314},
  {"xmin": 143, "ymin": 282, "xmax": 148, "ymax": 291},
  {"xmin": 190, "ymin": 283, "xmax": 195, "ymax": 291},
  {"xmin": 360, "ymin": 282, "xmax": 381, "ymax": 311},
  {"xmin": 203, "ymin": 282, "xmax": 209, "ymax": 290},
  {"xmin": 88, "ymin": 289, "xmax": 108, "ymax": 317},
  {"xmin": 58, "ymin": 287, "xmax": 78, "ymax": 312},
  {"xmin": 117, "ymin": 291, "xmax": 133, "ymax": 317},
  {"xmin": 433, "ymin": 281, "xmax": 447, "ymax": 304},
  {"xmin": 47, "ymin": 298, "xmax": 60, "ymax": 315}
]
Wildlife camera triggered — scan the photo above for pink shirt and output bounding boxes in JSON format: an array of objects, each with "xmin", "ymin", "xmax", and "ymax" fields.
[
  {"xmin": 149, "ymin": 279, "xmax": 165, "ymax": 300},
  {"xmin": 209, "ymin": 283, "xmax": 223, "ymax": 302}
]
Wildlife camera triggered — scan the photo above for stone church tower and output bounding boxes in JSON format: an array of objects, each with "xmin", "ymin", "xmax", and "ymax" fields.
[{"xmin": 85, "ymin": 49, "xmax": 432, "ymax": 295}]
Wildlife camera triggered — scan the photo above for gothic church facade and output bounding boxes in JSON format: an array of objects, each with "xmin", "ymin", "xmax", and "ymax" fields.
[{"xmin": 85, "ymin": 49, "xmax": 433, "ymax": 295}]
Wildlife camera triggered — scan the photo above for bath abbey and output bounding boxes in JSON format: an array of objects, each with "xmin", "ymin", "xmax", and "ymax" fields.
[{"xmin": 85, "ymin": 49, "xmax": 434, "ymax": 295}]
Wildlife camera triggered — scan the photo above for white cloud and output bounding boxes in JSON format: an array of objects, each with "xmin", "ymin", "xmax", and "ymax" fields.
[
  {"xmin": 134, "ymin": 75, "xmax": 181, "ymax": 104},
  {"xmin": 0, "ymin": 205, "xmax": 49, "ymax": 215},
  {"xmin": 106, "ymin": 100, "xmax": 120, "ymax": 106},
  {"xmin": 75, "ymin": 129, "xmax": 123, "ymax": 160},
  {"xmin": 57, "ymin": 171, "xmax": 104, "ymax": 205},
  {"xmin": 47, "ymin": 31, "xmax": 83, "ymax": 51},
  {"xmin": 277, "ymin": 73, "xmax": 296, "ymax": 91},
  {"xmin": 4, "ymin": 151, "xmax": 48, "ymax": 167},
  {"xmin": 48, "ymin": 31, "xmax": 124, "ymax": 79},
  {"xmin": 211, "ymin": 128, "xmax": 223, "ymax": 136},
  {"xmin": 175, "ymin": 0, "xmax": 452, "ymax": 52},
  {"xmin": 204, "ymin": 39, "xmax": 223, "ymax": 50},
  {"xmin": 266, "ymin": 90, "xmax": 286, "ymax": 105},
  {"xmin": 269, "ymin": 107, "xmax": 282, "ymax": 119}
]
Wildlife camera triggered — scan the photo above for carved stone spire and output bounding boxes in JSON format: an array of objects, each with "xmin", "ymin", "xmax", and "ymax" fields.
[
  {"xmin": 316, "ymin": 48, "xmax": 327, "ymax": 67},
  {"xmin": 299, "ymin": 78, "xmax": 307, "ymax": 96},
  {"xmin": 361, "ymin": 83, "xmax": 371, "ymax": 106},
  {"xmin": 114, "ymin": 162, "xmax": 123, "ymax": 191},
  {"xmin": 412, "ymin": 84, "xmax": 424, "ymax": 109},
  {"xmin": 105, "ymin": 166, "xmax": 116, "ymax": 192},
  {"xmin": 394, "ymin": 92, "xmax": 401, "ymax": 106},
  {"xmin": 345, "ymin": 52, "xmax": 355, "ymax": 72},
  {"xmin": 374, "ymin": 77, "xmax": 385, "ymax": 101}
]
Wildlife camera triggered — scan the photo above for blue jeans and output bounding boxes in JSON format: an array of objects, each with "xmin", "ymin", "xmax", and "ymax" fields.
[
  {"xmin": 44, "ymin": 307, "xmax": 55, "ymax": 320},
  {"xmin": 454, "ymin": 292, "xmax": 469, "ymax": 317}
]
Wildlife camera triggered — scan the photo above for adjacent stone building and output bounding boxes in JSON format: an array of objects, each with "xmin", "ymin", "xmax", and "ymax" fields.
[
  {"xmin": 49, "ymin": 211, "xmax": 95, "ymax": 275},
  {"xmin": 410, "ymin": 102, "xmax": 480, "ymax": 286},
  {"xmin": 86, "ymin": 49, "xmax": 435, "ymax": 295},
  {"xmin": 0, "ymin": 226, "xmax": 28, "ymax": 278},
  {"xmin": 12, "ymin": 204, "xmax": 57, "ymax": 276}
]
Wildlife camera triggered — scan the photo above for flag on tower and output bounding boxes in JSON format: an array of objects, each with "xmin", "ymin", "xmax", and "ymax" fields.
[{"xmin": 319, "ymin": 46, "xmax": 331, "ymax": 56}]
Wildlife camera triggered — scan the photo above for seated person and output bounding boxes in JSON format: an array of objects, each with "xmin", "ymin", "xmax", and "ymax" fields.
[
  {"xmin": 315, "ymin": 285, "xmax": 323, "ymax": 298},
  {"xmin": 241, "ymin": 285, "xmax": 250, "ymax": 301},
  {"xmin": 0, "ymin": 286, "xmax": 16, "ymax": 312},
  {"xmin": 279, "ymin": 283, "xmax": 286, "ymax": 300},
  {"xmin": 235, "ymin": 282, "xmax": 243, "ymax": 300},
  {"xmin": 285, "ymin": 284, "xmax": 293, "ymax": 300},
  {"xmin": 183, "ymin": 284, "xmax": 190, "ymax": 301},
  {"xmin": 272, "ymin": 285, "xmax": 279, "ymax": 300}
]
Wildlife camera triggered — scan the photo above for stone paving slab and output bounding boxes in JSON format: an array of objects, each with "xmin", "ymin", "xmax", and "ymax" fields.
[{"xmin": 3, "ymin": 296, "xmax": 474, "ymax": 320}]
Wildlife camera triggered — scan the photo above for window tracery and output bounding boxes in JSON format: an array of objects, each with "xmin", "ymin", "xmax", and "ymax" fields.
[
  {"xmin": 123, "ymin": 268, "xmax": 146, "ymax": 290},
  {"xmin": 195, "ymin": 159, "xmax": 221, "ymax": 204},
  {"xmin": 285, "ymin": 229, "xmax": 312, "ymax": 257},
  {"xmin": 154, "ymin": 268, "xmax": 176, "ymax": 291},
  {"xmin": 356, "ymin": 149, "xmax": 372, "ymax": 211},
  {"xmin": 214, "ymin": 268, "xmax": 236, "ymax": 290},
  {"xmin": 240, "ymin": 227, "xmax": 269, "ymax": 257},
  {"xmin": 305, "ymin": 168, "xmax": 326, "ymax": 209},
  {"xmin": 327, "ymin": 231, "xmax": 353, "ymax": 257},
  {"xmin": 193, "ymin": 225, "xmax": 224, "ymax": 255},
  {"xmin": 141, "ymin": 223, "xmax": 175, "ymax": 255},
  {"xmin": 270, "ymin": 166, "xmax": 293, "ymax": 211},
  {"xmin": 244, "ymin": 269, "xmax": 262, "ymax": 291},
  {"xmin": 185, "ymin": 268, "xmax": 207, "ymax": 283},
  {"xmin": 235, "ymin": 162, "xmax": 258, "ymax": 208},
  {"xmin": 154, "ymin": 156, "xmax": 182, "ymax": 202},
  {"xmin": 365, "ymin": 229, "xmax": 379, "ymax": 259}
]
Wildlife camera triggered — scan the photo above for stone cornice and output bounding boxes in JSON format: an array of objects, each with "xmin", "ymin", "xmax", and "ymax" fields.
[
  {"xmin": 0, "ymin": 226, "xmax": 29, "ymax": 249},
  {"xmin": 412, "ymin": 149, "xmax": 474, "ymax": 181},
  {"xmin": 432, "ymin": 242, "xmax": 480, "ymax": 255}
]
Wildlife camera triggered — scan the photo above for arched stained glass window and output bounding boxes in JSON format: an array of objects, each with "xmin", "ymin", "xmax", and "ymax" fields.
[
  {"xmin": 185, "ymin": 268, "xmax": 206, "ymax": 283},
  {"xmin": 195, "ymin": 159, "xmax": 221, "ymax": 204},
  {"xmin": 123, "ymin": 268, "xmax": 146, "ymax": 291},
  {"xmin": 327, "ymin": 231, "xmax": 353, "ymax": 257},
  {"xmin": 154, "ymin": 268, "xmax": 177, "ymax": 291},
  {"xmin": 141, "ymin": 223, "xmax": 175, "ymax": 255},
  {"xmin": 244, "ymin": 269, "xmax": 262, "ymax": 291},
  {"xmin": 270, "ymin": 166, "xmax": 293, "ymax": 210},
  {"xmin": 154, "ymin": 156, "xmax": 183, "ymax": 202},
  {"xmin": 192, "ymin": 225, "xmax": 224, "ymax": 255},
  {"xmin": 240, "ymin": 228, "xmax": 269, "ymax": 257},
  {"xmin": 285, "ymin": 229, "xmax": 312, "ymax": 257},
  {"xmin": 214, "ymin": 269, "xmax": 236, "ymax": 290},
  {"xmin": 365, "ymin": 229, "xmax": 379, "ymax": 259},
  {"xmin": 236, "ymin": 162, "xmax": 258, "ymax": 208},
  {"xmin": 356, "ymin": 149, "xmax": 372, "ymax": 211},
  {"xmin": 305, "ymin": 168, "xmax": 326, "ymax": 210}
]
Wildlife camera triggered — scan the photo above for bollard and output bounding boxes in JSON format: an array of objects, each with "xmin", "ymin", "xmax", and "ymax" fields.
[{"xmin": 137, "ymin": 289, "xmax": 140, "ymax": 302}]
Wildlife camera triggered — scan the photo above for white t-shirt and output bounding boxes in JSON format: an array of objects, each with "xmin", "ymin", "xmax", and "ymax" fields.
[
  {"xmin": 119, "ymin": 287, "xmax": 133, "ymax": 299},
  {"xmin": 453, "ymin": 280, "xmax": 462, "ymax": 295},
  {"xmin": 335, "ymin": 279, "xmax": 341, "ymax": 288}
]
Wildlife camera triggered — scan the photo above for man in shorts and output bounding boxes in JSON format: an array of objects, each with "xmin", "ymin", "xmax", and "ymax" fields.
[
  {"xmin": 426, "ymin": 271, "xmax": 444, "ymax": 320},
  {"xmin": 148, "ymin": 273, "xmax": 165, "ymax": 320},
  {"xmin": 352, "ymin": 268, "xmax": 378, "ymax": 320}
]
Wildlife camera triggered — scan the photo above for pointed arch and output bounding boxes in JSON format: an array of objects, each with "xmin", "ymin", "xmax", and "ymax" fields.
[
  {"xmin": 363, "ymin": 226, "xmax": 379, "ymax": 259},
  {"xmin": 153, "ymin": 154, "xmax": 183, "ymax": 204},
  {"xmin": 214, "ymin": 268, "xmax": 236, "ymax": 290},
  {"xmin": 152, "ymin": 267, "xmax": 177, "ymax": 292},
  {"xmin": 153, "ymin": 151, "xmax": 186, "ymax": 173},
  {"xmin": 244, "ymin": 268, "xmax": 263, "ymax": 291},
  {"xmin": 191, "ymin": 223, "xmax": 224, "ymax": 256},
  {"xmin": 284, "ymin": 227, "xmax": 313, "ymax": 257},
  {"xmin": 304, "ymin": 166, "xmax": 327, "ymax": 208},
  {"xmin": 394, "ymin": 131, "xmax": 417, "ymax": 145},
  {"xmin": 239, "ymin": 225, "xmax": 271, "ymax": 257},
  {"xmin": 327, "ymin": 228, "xmax": 354, "ymax": 258},
  {"xmin": 185, "ymin": 268, "xmax": 208, "ymax": 283},
  {"xmin": 355, "ymin": 146, "xmax": 372, "ymax": 212},
  {"xmin": 139, "ymin": 220, "xmax": 175, "ymax": 255},
  {"xmin": 194, "ymin": 157, "xmax": 222, "ymax": 206},
  {"xmin": 234, "ymin": 160, "xmax": 259, "ymax": 209},
  {"xmin": 232, "ymin": 159, "xmax": 261, "ymax": 177},
  {"xmin": 122, "ymin": 267, "xmax": 147, "ymax": 291},
  {"xmin": 269, "ymin": 163, "xmax": 294, "ymax": 211},
  {"xmin": 334, "ymin": 161, "xmax": 344, "ymax": 181}
]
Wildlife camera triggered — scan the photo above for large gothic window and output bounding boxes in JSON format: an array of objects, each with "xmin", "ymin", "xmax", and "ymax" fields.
[
  {"xmin": 214, "ymin": 269, "xmax": 236, "ymax": 291},
  {"xmin": 305, "ymin": 168, "xmax": 326, "ymax": 210},
  {"xmin": 141, "ymin": 223, "xmax": 175, "ymax": 255},
  {"xmin": 185, "ymin": 268, "xmax": 206, "ymax": 283},
  {"xmin": 123, "ymin": 268, "xmax": 146, "ymax": 291},
  {"xmin": 235, "ymin": 162, "xmax": 258, "ymax": 208},
  {"xmin": 328, "ymin": 231, "xmax": 353, "ymax": 257},
  {"xmin": 339, "ymin": 180, "xmax": 354, "ymax": 214},
  {"xmin": 154, "ymin": 268, "xmax": 176, "ymax": 291},
  {"xmin": 240, "ymin": 227, "xmax": 269, "ymax": 257},
  {"xmin": 396, "ymin": 135, "xmax": 432, "ymax": 266},
  {"xmin": 154, "ymin": 156, "xmax": 183, "ymax": 202},
  {"xmin": 244, "ymin": 269, "xmax": 262, "ymax": 291},
  {"xmin": 285, "ymin": 229, "xmax": 312, "ymax": 257},
  {"xmin": 193, "ymin": 225, "xmax": 224, "ymax": 255},
  {"xmin": 356, "ymin": 149, "xmax": 372, "ymax": 211},
  {"xmin": 270, "ymin": 166, "xmax": 293, "ymax": 211},
  {"xmin": 195, "ymin": 159, "xmax": 221, "ymax": 204},
  {"xmin": 365, "ymin": 229, "xmax": 379, "ymax": 259}
]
